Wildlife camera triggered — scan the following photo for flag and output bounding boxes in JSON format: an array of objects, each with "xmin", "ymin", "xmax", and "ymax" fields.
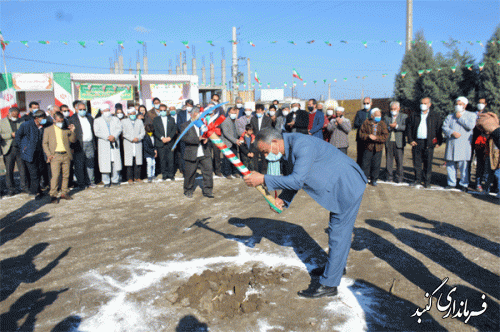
[
  {"xmin": 401, "ymin": 71, "xmax": 407, "ymax": 78},
  {"xmin": 207, "ymin": 40, "xmax": 214, "ymax": 46},
  {"xmin": 98, "ymin": 41, "xmax": 104, "ymax": 46},
  {"xmin": 343, "ymin": 78, "xmax": 347, "ymax": 81},
  {"xmin": 397, "ymin": 40, "xmax": 402, "ymax": 45},
  {"xmin": 271, "ymin": 41, "xmax": 277, "ymax": 44},
  {"xmin": 160, "ymin": 41, "xmax": 167, "ymax": 46},
  {"xmin": 418, "ymin": 70, "xmax": 424, "ymax": 76},
  {"xmin": 427, "ymin": 41, "xmax": 433, "ymax": 47},
  {"xmin": 425, "ymin": 69, "xmax": 432, "ymax": 73},
  {"xmin": 340, "ymin": 40, "xmax": 348, "ymax": 44},
  {"xmin": 254, "ymin": 71, "xmax": 261, "ymax": 84},
  {"xmin": 307, "ymin": 40, "xmax": 315, "ymax": 44},
  {"xmin": 381, "ymin": 40, "xmax": 388, "ymax": 43},
  {"xmin": 303, "ymin": 81, "xmax": 307, "ymax": 86},
  {"xmin": 477, "ymin": 40, "xmax": 484, "ymax": 47},
  {"xmin": 497, "ymin": 60, "xmax": 500, "ymax": 66},
  {"xmin": 466, "ymin": 64, "xmax": 473, "ymax": 71},
  {"xmin": 362, "ymin": 41, "xmax": 367, "ymax": 48},
  {"xmin": 248, "ymin": 41, "xmax": 255, "ymax": 47},
  {"xmin": 451, "ymin": 66, "xmax": 456, "ymax": 73},
  {"xmin": 292, "ymin": 82, "xmax": 296, "ymax": 87},
  {"xmin": 479, "ymin": 62, "xmax": 485, "ymax": 71},
  {"xmin": 229, "ymin": 40, "xmax": 237, "ymax": 45},
  {"xmin": 467, "ymin": 41, "xmax": 474, "ymax": 45},
  {"xmin": 53, "ymin": 73, "xmax": 73, "ymax": 111},
  {"xmin": 292, "ymin": 68, "xmax": 303, "ymax": 81},
  {"xmin": 1, "ymin": 76, "xmax": 18, "ymax": 118},
  {"xmin": 78, "ymin": 41, "xmax": 86, "ymax": 48},
  {"xmin": 137, "ymin": 41, "xmax": 145, "ymax": 45},
  {"xmin": 61, "ymin": 41, "xmax": 68, "ymax": 45},
  {"xmin": 20, "ymin": 41, "xmax": 28, "ymax": 47},
  {"xmin": 288, "ymin": 41, "xmax": 296, "ymax": 45},
  {"xmin": 313, "ymin": 80, "xmax": 317, "ymax": 85},
  {"xmin": 39, "ymin": 41, "xmax": 50, "ymax": 44},
  {"xmin": 382, "ymin": 74, "xmax": 387, "ymax": 78},
  {"xmin": 334, "ymin": 79, "xmax": 337, "ymax": 82},
  {"xmin": 323, "ymin": 79, "xmax": 327, "ymax": 84},
  {"xmin": 284, "ymin": 82, "xmax": 287, "ymax": 87},
  {"xmin": 182, "ymin": 41, "xmax": 189, "ymax": 48},
  {"xmin": 267, "ymin": 83, "xmax": 270, "ymax": 88},
  {"xmin": 0, "ymin": 30, "xmax": 6, "ymax": 51},
  {"xmin": 437, "ymin": 68, "xmax": 442, "ymax": 72},
  {"xmin": 325, "ymin": 41, "xmax": 332, "ymax": 46},
  {"xmin": 118, "ymin": 41, "xmax": 124, "ymax": 48}
]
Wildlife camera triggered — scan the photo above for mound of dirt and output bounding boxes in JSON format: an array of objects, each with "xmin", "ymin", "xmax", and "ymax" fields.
[{"xmin": 173, "ymin": 265, "xmax": 291, "ymax": 319}]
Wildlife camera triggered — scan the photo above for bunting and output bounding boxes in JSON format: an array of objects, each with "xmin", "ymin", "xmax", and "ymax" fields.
[
  {"xmin": 254, "ymin": 71, "xmax": 260, "ymax": 84},
  {"xmin": 325, "ymin": 41, "xmax": 332, "ymax": 46},
  {"xmin": 78, "ymin": 41, "xmax": 86, "ymax": 48},
  {"xmin": 479, "ymin": 62, "xmax": 485, "ymax": 71},
  {"xmin": 288, "ymin": 41, "xmax": 296, "ymax": 45},
  {"xmin": 21, "ymin": 41, "xmax": 29, "ymax": 47},
  {"xmin": 307, "ymin": 40, "xmax": 315, "ymax": 44},
  {"xmin": 160, "ymin": 41, "xmax": 166, "ymax": 46},
  {"xmin": 0, "ymin": 30, "xmax": 6, "ymax": 51},
  {"xmin": 137, "ymin": 41, "xmax": 145, "ymax": 45},
  {"xmin": 118, "ymin": 41, "xmax": 124, "ymax": 48},
  {"xmin": 98, "ymin": 41, "xmax": 104, "ymax": 46},
  {"xmin": 248, "ymin": 41, "xmax": 255, "ymax": 47},
  {"xmin": 182, "ymin": 41, "xmax": 189, "ymax": 48},
  {"xmin": 292, "ymin": 69, "xmax": 303, "ymax": 81},
  {"xmin": 62, "ymin": 41, "xmax": 68, "ymax": 45},
  {"xmin": 207, "ymin": 40, "xmax": 214, "ymax": 46},
  {"xmin": 39, "ymin": 41, "xmax": 50, "ymax": 45}
]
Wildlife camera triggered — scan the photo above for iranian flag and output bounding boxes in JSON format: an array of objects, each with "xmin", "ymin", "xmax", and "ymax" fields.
[
  {"xmin": 248, "ymin": 41, "xmax": 255, "ymax": 47},
  {"xmin": 254, "ymin": 71, "xmax": 261, "ymax": 84},
  {"xmin": 292, "ymin": 68, "xmax": 303, "ymax": 81},
  {"xmin": 53, "ymin": 73, "xmax": 74, "ymax": 113},
  {"xmin": 0, "ymin": 30, "xmax": 7, "ymax": 51},
  {"xmin": 0, "ymin": 74, "xmax": 17, "ymax": 119}
]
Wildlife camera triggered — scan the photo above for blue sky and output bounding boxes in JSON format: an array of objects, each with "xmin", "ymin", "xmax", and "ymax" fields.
[{"xmin": 1, "ymin": 0, "xmax": 499, "ymax": 99}]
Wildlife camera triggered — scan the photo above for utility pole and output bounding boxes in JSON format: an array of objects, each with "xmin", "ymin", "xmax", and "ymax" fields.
[
  {"xmin": 406, "ymin": 0, "xmax": 413, "ymax": 52},
  {"xmin": 232, "ymin": 27, "xmax": 238, "ymax": 103},
  {"xmin": 143, "ymin": 43, "xmax": 148, "ymax": 74}
]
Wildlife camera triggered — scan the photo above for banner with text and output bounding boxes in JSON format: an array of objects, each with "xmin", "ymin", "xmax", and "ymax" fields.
[
  {"xmin": 77, "ymin": 83, "xmax": 133, "ymax": 100},
  {"xmin": 12, "ymin": 73, "xmax": 53, "ymax": 91},
  {"xmin": 150, "ymin": 83, "xmax": 189, "ymax": 109}
]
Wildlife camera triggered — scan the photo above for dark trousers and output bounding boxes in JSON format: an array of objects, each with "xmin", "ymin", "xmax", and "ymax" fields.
[
  {"xmin": 210, "ymin": 141, "xmax": 222, "ymax": 175},
  {"xmin": 24, "ymin": 151, "xmax": 44, "ymax": 195},
  {"xmin": 338, "ymin": 147, "xmax": 348, "ymax": 155},
  {"xmin": 73, "ymin": 141, "xmax": 95, "ymax": 187},
  {"xmin": 3, "ymin": 146, "xmax": 27, "ymax": 192},
  {"xmin": 174, "ymin": 142, "xmax": 186, "ymax": 175},
  {"xmin": 127, "ymin": 159, "xmax": 141, "ymax": 180},
  {"xmin": 253, "ymin": 150, "xmax": 268, "ymax": 174},
  {"xmin": 361, "ymin": 149, "xmax": 382, "ymax": 181},
  {"xmin": 385, "ymin": 141, "xmax": 404, "ymax": 182},
  {"xmin": 412, "ymin": 139, "xmax": 434, "ymax": 185},
  {"xmin": 356, "ymin": 140, "xmax": 364, "ymax": 166},
  {"xmin": 222, "ymin": 146, "xmax": 239, "ymax": 176},
  {"xmin": 240, "ymin": 149, "xmax": 255, "ymax": 172},
  {"xmin": 474, "ymin": 150, "xmax": 487, "ymax": 186},
  {"xmin": 157, "ymin": 146, "xmax": 175, "ymax": 179},
  {"xmin": 320, "ymin": 194, "xmax": 363, "ymax": 287},
  {"xmin": 184, "ymin": 156, "xmax": 213, "ymax": 195}
]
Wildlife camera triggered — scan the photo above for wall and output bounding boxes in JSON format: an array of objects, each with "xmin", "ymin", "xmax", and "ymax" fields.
[{"xmin": 24, "ymin": 91, "xmax": 56, "ymax": 111}]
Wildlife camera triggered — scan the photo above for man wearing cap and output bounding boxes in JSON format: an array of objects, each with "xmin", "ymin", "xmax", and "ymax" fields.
[
  {"xmin": 383, "ymin": 101, "xmax": 407, "ymax": 183},
  {"xmin": 442, "ymin": 97, "xmax": 476, "ymax": 191},
  {"xmin": 327, "ymin": 106, "xmax": 351, "ymax": 154}
]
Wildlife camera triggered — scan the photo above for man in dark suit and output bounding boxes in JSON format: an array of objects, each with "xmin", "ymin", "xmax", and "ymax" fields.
[
  {"xmin": 20, "ymin": 101, "xmax": 39, "ymax": 122},
  {"xmin": 353, "ymin": 97, "xmax": 372, "ymax": 166},
  {"xmin": 250, "ymin": 104, "xmax": 273, "ymax": 173},
  {"xmin": 406, "ymin": 97, "xmax": 443, "ymax": 188},
  {"xmin": 15, "ymin": 110, "xmax": 48, "ymax": 199},
  {"xmin": 180, "ymin": 107, "xmax": 213, "ymax": 198},
  {"xmin": 383, "ymin": 101, "xmax": 408, "ymax": 183},
  {"xmin": 244, "ymin": 128, "xmax": 367, "ymax": 298},
  {"xmin": 208, "ymin": 95, "xmax": 224, "ymax": 176},
  {"xmin": 69, "ymin": 101, "xmax": 96, "ymax": 189},
  {"xmin": 307, "ymin": 99, "xmax": 325, "ymax": 139},
  {"xmin": 285, "ymin": 101, "xmax": 309, "ymax": 134},
  {"xmin": 153, "ymin": 104, "xmax": 176, "ymax": 181},
  {"xmin": 173, "ymin": 100, "xmax": 190, "ymax": 175}
]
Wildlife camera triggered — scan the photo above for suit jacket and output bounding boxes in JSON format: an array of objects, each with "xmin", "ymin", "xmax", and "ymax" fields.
[
  {"xmin": 354, "ymin": 109, "xmax": 370, "ymax": 141},
  {"xmin": 285, "ymin": 110, "xmax": 309, "ymax": 134},
  {"xmin": 153, "ymin": 115, "xmax": 176, "ymax": 149},
  {"xmin": 180, "ymin": 120, "xmax": 211, "ymax": 161},
  {"xmin": 68, "ymin": 113, "xmax": 95, "ymax": 152},
  {"xmin": 176, "ymin": 110, "xmax": 188, "ymax": 132},
  {"xmin": 42, "ymin": 125, "xmax": 77, "ymax": 160},
  {"xmin": 310, "ymin": 110, "xmax": 325, "ymax": 139},
  {"xmin": 250, "ymin": 115, "xmax": 272, "ymax": 135},
  {"xmin": 143, "ymin": 134, "xmax": 156, "ymax": 159},
  {"xmin": 15, "ymin": 120, "xmax": 44, "ymax": 163},
  {"xmin": 383, "ymin": 113, "xmax": 408, "ymax": 149},
  {"xmin": 442, "ymin": 111, "xmax": 476, "ymax": 161},
  {"xmin": 406, "ymin": 110, "xmax": 443, "ymax": 147},
  {"xmin": 0, "ymin": 117, "xmax": 21, "ymax": 155},
  {"xmin": 358, "ymin": 119, "xmax": 389, "ymax": 152},
  {"xmin": 220, "ymin": 117, "xmax": 239, "ymax": 149},
  {"xmin": 264, "ymin": 133, "xmax": 367, "ymax": 214}
]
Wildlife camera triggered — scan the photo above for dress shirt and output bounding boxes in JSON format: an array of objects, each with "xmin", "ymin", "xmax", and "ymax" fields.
[
  {"xmin": 79, "ymin": 116, "xmax": 93, "ymax": 142},
  {"xmin": 54, "ymin": 126, "xmax": 66, "ymax": 152},
  {"xmin": 161, "ymin": 116, "xmax": 168, "ymax": 138},
  {"xmin": 417, "ymin": 112, "xmax": 429, "ymax": 139},
  {"xmin": 193, "ymin": 121, "xmax": 204, "ymax": 158},
  {"xmin": 257, "ymin": 116, "xmax": 263, "ymax": 131}
]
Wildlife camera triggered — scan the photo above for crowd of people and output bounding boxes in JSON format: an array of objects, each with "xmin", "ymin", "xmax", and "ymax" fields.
[{"xmin": 0, "ymin": 94, "xmax": 499, "ymax": 202}]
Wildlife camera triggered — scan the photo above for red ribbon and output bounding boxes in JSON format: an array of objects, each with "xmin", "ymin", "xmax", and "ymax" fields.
[{"xmin": 202, "ymin": 115, "xmax": 226, "ymax": 138}]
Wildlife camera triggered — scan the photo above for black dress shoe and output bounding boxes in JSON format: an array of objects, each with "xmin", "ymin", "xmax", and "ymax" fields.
[
  {"xmin": 310, "ymin": 266, "xmax": 347, "ymax": 276},
  {"xmin": 298, "ymin": 285, "xmax": 338, "ymax": 298},
  {"xmin": 103, "ymin": 183, "xmax": 111, "ymax": 188},
  {"xmin": 203, "ymin": 193, "xmax": 214, "ymax": 198},
  {"xmin": 50, "ymin": 196, "xmax": 59, "ymax": 204},
  {"xmin": 184, "ymin": 192, "xmax": 193, "ymax": 198},
  {"xmin": 409, "ymin": 182, "xmax": 419, "ymax": 187}
]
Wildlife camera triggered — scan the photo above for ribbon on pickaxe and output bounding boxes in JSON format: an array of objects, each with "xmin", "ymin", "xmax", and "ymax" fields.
[{"xmin": 172, "ymin": 103, "xmax": 282, "ymax": 213}]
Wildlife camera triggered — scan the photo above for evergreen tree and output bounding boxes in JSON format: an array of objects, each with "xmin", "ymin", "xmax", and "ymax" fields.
[{"xmin": 478, "ymin": 25, "xmax": 500, "ymax": 112}]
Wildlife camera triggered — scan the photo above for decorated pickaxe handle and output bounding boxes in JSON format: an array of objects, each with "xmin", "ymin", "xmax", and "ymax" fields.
[{"xmin": 203, "ymin": 118, "xmax": 282, "ymax": 213}]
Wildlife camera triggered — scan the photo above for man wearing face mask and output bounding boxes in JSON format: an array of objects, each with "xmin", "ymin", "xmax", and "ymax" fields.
[
  {"xmin": 236, "ymin": 108, "xmax": 254, "ymax": 137},
  {"xmin": 327, "ymin": 106, "xmax": 351, "ymax": 154},
  {"xmin": 285, "ymin": 102, "xmax": 309, "ymax": 134},
  {"xmin": 406, "ymin": 97, "xmax": 443, "ymax": 188},
  {"xmin": 353, "ymin": 97, "xmax": 372, "ymax": 166},
  {"xmin": 174, "ymin": 100, "xmax": 191, "ymax": 175},
  {"xmin": 358, "ymin": 108, "xmax": 389, "ymax": 186},
  {"xmin": 442, "ymin": 97, "xmax": 476, "ymax": 191},
  {"xmin": 220, "ymin": 107, "xmax": 242, "ymax": 179},
  {"xmin": 153, "ymin": 104, "xmax": 177, "ymax": 181},
  {"xmin": 60, "ymin": 104, "xmax": 72, "ymax": 120},
  {"xmin": 122, "ymin": 108, "xmax": 146, "ymax": 184},
  {"xmin": 251, "ymin": 104, "xmax": 273, "ymax": 173},
  {"xmin": 94, "ymin": 105, "xmax": 123, "ymax": 187},
  {"xmin": 43, "ymin": 112, "xmax": 76, "ymax": 202},
  {"xmin": 383, "ymin": 101, "xmax": 407, "ymax": 183},
  {"xmin": 16, "ymin": 110, "xmax": 49, "ymax": 198},
  {"xmin": 145, "ymin": 97, "xmax": 161, "ymax": 126},
  {"xmin": 307, "ymin": 99, "xmax": 325, "ymax": 139},
  {"xmin": 1, "ymin": 107, "xmax": 28, "ymax": 195},
  {"xmin": 244, "ymin": 128, "xmax": 367, "ymax": 298},
  {"xmin": 470, "ymin": 98, "xmax": 488, "ymax": 189},
  {"xmin": 274, "ymin": 107, "xmax": 287, "ymax": 133},
  {"xmin": 69, "ymin": 101, "xmax": 96, "ymax": 189},
  {"xmin": 235, "ymin": 97, "xmax": 245, "ymax": 118},
  {"xmin": 20, "ymin": 101, "xmax": 40, "ymax": 122}
]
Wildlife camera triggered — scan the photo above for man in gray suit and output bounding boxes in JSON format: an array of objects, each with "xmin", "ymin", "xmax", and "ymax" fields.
[
  {"xmin": 220, "ymin": 107, "xmax": 241, "ymax": 179},
  {"xmin": 383, "ymin": 101, "xmax": 407, "ymax": 183},
  {"xmin": 0, "ymin": 107, "xmax": 28, "ymax": 195},
  {"xmin": 244, "ymin": 128, "xmax": 367, "ymax": 298}
]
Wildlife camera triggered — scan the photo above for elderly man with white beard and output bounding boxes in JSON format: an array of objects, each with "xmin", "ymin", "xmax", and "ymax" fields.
[{"xmin": 442, "ymin": 97, "xmax": 476, "ymax": 191}]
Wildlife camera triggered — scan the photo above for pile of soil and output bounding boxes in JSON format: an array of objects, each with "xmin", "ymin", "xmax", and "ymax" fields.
[{"xmin": 173, "ymin": 265, "xmax": 291, "ymax": 318}]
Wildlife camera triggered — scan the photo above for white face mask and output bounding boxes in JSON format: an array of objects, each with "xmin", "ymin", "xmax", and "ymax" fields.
[
  {"xmin": 455, "ymin": 105, "xmax": 464, "ymax": 113},
  {"xmin": 363, "ymin": 104, "xmax": 370, "ymax": 110},
  {"xmin": 9, "ymin": 117, "xmax": 18, "ymax": 122},
  {"xmin": 282, "ymin": 111, "xmax": 289, "ymax": 116},
  {"xmin": 477, "ymin": 103, "xmax": 485, "ymax": 111},
  {"xmin": 245, "ymin": 110, "xmax": 252, "ymax": 117},
  {"xmin": 117, "ymin": 113, "xmax": 124, "ymax": 119},
  {"xmin": 269, "ymin": 111, "xmax": 276, "ymax": 117},
  {"xmin": 103, "ymin": 112, "xmax": 112, "ymax": 118},
  {"xmin": 236, "ymin": 103, "xmax": 243, "ymax": 108},
  {"xmin": 327, "ymin": 110, "xmax": 334, "ymax": 116},
  {"xmin": 186, "ymin": 106, "xmax": 193, "ymax": 112},
  {"xmin": 62, "ymin": 111, "xmax": 70, "ymax": 117},
  {"xmin": 420, "ymin": 104, "xmax": 428, "ymax": 112},
  {"xmin": 56, "ymin": 122, "xmax": 64, "ymax": 129},
  {"xmin": 390, "ymin": 110, "xmax": 398, "ymax": 116},
  {"xmin": 229, "ymin": 113, "xmax": 237, "ymax": 120},
  {"xmin": 291, "ymin": 107, "xmax": 298, "ymax": 112}
]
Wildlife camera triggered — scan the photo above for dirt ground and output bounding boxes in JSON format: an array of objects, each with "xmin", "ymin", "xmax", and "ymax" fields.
[{"xmin": 0, "ymin": 134, "xmax": 499, "ymax": 332}]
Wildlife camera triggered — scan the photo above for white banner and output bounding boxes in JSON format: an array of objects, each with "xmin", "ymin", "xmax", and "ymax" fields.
[
  {"xmin": 150, "ymin": 83, "xmax": 189, "ymax": 109},
  {"xmin": 12, "ymin": 73, "xmax": 53, "ymax": 91},
  {"xmin": 260, "ymin": 89, "xmax": 284, "ymax": 102}
]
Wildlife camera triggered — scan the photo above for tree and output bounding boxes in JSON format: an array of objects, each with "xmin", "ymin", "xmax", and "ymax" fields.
[{"xmin": 478, "ymin": 25, "xmax": 500, "ymax": 112}]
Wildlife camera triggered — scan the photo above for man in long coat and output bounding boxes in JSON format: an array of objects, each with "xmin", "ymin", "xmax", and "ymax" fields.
[
  {"xmin": 122, "ymin": 108, "xmax": 146, "ymax": 183},
  {"xmin": 94, "ymin": 105, "xmax": 123, "ymax": 187},
  {"xmin": 442, "ymin": 97, "xmax": 476, "ymax": 191}
]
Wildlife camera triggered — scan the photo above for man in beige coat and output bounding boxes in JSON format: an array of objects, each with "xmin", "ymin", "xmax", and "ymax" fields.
[{"xmin": 42, "ymin": 112, "xmax": 76, "ymax": 203}]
